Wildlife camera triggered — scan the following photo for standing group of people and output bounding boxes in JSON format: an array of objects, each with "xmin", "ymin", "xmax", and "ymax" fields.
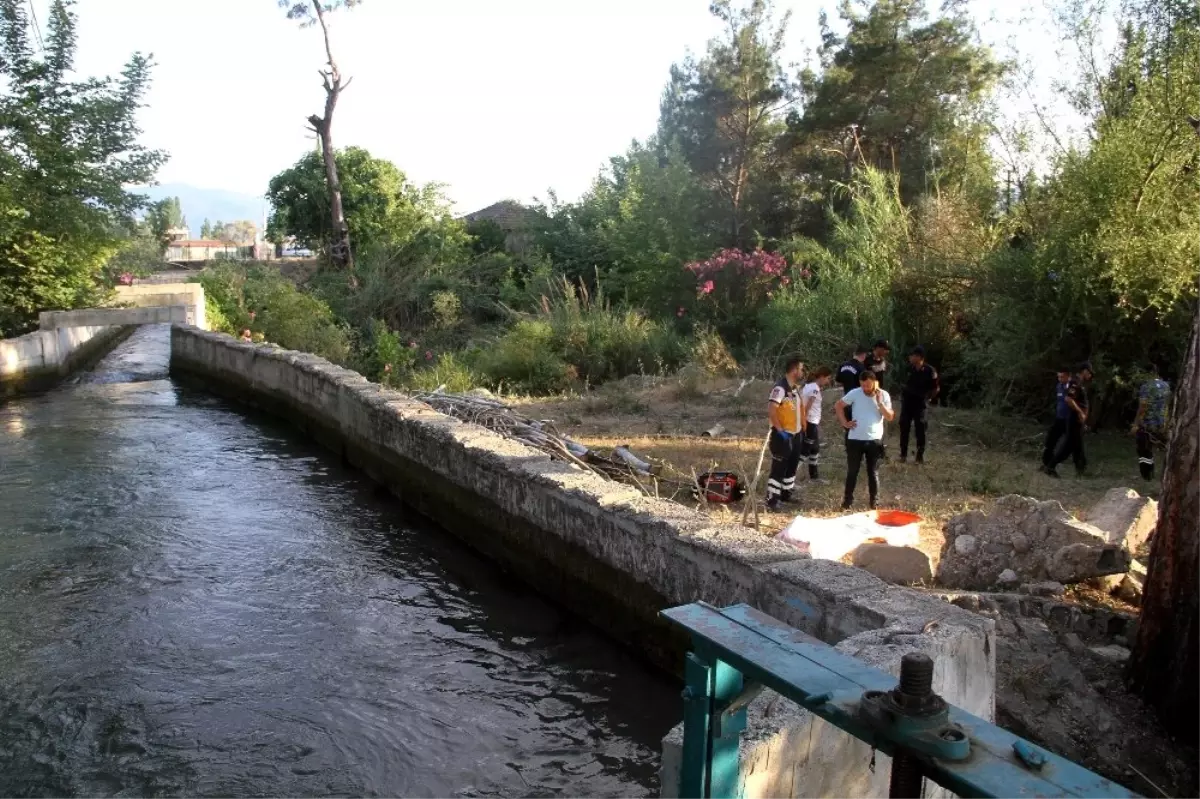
[
  {"xmin": 765, "ymin": 339, "xmax": 940, "ymax": 511},
  {"xmin": 1040, "ymin": 362, "xmax": 1172, "ymax": 481}
]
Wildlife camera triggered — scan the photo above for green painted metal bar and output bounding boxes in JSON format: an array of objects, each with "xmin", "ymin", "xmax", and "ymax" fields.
[
  {"xmin": 681, "ymin": 652, "xmax": 714, "ymax": 799},
  {"xmin": 662, "ymin": 601, "xmax": 1140, "ymax": 799}
]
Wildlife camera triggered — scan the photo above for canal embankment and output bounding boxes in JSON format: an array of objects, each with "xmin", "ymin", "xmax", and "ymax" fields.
[
  {"xmin": 170, "ymin": 324, "xmax": 997, "ymax": 798},
  {"xmin": 1, "ymin": 324, "xmax": 133, "ymax": 397}
]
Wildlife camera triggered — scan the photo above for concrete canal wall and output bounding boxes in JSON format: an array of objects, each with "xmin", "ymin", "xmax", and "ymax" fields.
[
  {"xmin": 1, "ymin": 324, "xmax": 132, "ymax": 397},
  {"xmin": 170, "ymin": 325, "xmax": 996, "ymax": 799}
]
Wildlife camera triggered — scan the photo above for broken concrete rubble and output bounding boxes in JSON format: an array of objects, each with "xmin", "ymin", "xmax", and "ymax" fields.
[
  {"xmin": 1115, "ymin": 560, "xmax": 1147, "ymax": 604},
  {"xmin": 1087, "ymin": 488, "xmax": 1157, "ymax": 553},
  {"xmin": 850, "ymin": 543, "xmax": 932, "ymax": 585},
  {"xmin": 936, "ymin": 495, "xmax": 1134, "ymax": 589}
]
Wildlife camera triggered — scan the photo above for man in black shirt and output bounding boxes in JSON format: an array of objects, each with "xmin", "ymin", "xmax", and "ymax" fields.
[
  {"xmin": 899, "ymin": 345, "xmax": 940, "ymax": 464},
  {"xmin": 837, "ymin": 345, "xmax": 868, "ymax": 394},
  {"xmin": 865, "ymin": 339, "xmax": 891, "ymax": 386},
  {"xmin": 1045, "ymin": 362, "xmax": 1094, "ymax": 478}
]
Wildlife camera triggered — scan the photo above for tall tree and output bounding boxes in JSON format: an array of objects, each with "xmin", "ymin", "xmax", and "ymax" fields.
[
  {"xmin": 0, "ymin": 0, "xmax": 165, "ymax": 335},
  {"xmin": 267, "ymin": 146, "xmax": 463, "ymax": 256},
  {"xmin": 658, "ymin": 0, "xmax": 797, "ymax": 246},
  {"xmin": 1127, "ymin": 304, "xmax": 1199, "ymax": 742},
  {"xmin": 145, "ymin": 196, "xmax": 185, "ymax": 250},
  {"xmin": 200, "ymin": 218, "xmax": 213, "ymax": 239},
  {"xmin": 789, "ymin": 0, "xmax": 1004, "ymax": 210},
  {"xmin": 279, "ymin": 0, "xmax": 362, "ymax": 272},
  {"xmin": 210, "ymin": 220, "xmax": 257, "ymax": 245}
]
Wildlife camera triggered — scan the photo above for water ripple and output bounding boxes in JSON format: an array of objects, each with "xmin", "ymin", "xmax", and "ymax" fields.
[{"xmin": 0, "ymin": 326, "xmax": 677, "ymax": 797}]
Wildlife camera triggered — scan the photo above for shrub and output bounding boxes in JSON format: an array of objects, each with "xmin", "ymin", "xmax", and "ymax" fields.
[
  {"xmin": 196, "ymin": 262, "xmax": 352, "ymax": 365},
  {"xmin": 403, "ymin": 352, "xmax": 480, "ymax": 393},
  {"xmin": 474, "ymin": 319, "xmax": 573, "ymax": 395},
  {"xmin": 686, "ymin": 248, "xmax": 795, "ymax": 343},
  {"xmin": 689, "ymin": 325, "xmax": 740, "ymax": 375}
]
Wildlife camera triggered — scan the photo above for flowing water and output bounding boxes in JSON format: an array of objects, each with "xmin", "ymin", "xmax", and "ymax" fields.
[{"xmin": 0, "ymin": 325, "xmax": 678, "ymax": 797}]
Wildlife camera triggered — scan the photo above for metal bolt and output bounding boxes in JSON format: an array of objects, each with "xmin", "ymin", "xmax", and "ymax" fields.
[
  {"xmin": 889, "ymin": 752, "xmax": 924, "ymax": 799},
  {"xmin": 898, "ymin": 652, "xmax": 935, "ymax": 697},
  {"xmin": 889, "ymin": 653, "xmax": 934, "ymax": 798}
]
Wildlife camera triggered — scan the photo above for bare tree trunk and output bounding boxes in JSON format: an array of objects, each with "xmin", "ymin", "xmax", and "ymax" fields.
[
  {"xmin": 1127, "ymin": 304, "xmax": 1199, "ymax": 743},
  {"xmin": 307, "ymin": 0, "xmax": 354, "ymax": 273}
]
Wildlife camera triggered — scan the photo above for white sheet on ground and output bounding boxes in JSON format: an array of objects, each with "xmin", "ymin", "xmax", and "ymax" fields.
[{"xmin": 775, "ymin": 511, "xmax": 921, "ymax": 561}]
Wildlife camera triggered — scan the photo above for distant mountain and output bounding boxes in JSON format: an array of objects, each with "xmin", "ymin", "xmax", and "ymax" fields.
[{"xmin": 136, "ymin": 183, "xmax": 268, "ymax": 238}]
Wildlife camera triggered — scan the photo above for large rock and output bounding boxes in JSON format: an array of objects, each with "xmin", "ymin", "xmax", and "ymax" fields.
[
  {"xmin": 1086, "ymin": 488, "xmax": 1158, "ymax": 554},
  {"xmin": 937, "ymin": 495, "xmax": 1130, "ymax": 590},
  {"xmin": 851, "ymin": 543, "xmax": 932, "ymax": 585}
]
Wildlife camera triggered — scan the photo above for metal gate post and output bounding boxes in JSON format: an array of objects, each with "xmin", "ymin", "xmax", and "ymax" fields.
[
  {"xmin": 681, "ymin": 652, "xmax": 715, "ymax": 798},
  {"xmin": 709, "ymin": 659, "xmax": 746, "ymax": 798}
]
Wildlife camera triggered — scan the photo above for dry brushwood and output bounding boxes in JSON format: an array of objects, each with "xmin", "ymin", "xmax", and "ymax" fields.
[{"xmin": 408, "ymin": 390, "xmax": 696, "ymax": 499}]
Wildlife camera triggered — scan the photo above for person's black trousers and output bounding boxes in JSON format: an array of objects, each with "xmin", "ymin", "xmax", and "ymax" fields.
[
  {"xmin": 1042, "ymin": 418, "xmax": 1068, "ymax": 467},
  {"xmin": 767, "ymin": 430, "xmax": 801, "ymax": 501},
  {"xmin": 899, "ymin": 399, "xmax": 927, "ymax": 460},
  {"xmin": 800, "ymin": 423, "xmax": 821, "ymax": 479},
  {"xmin": 843, "ymin": 438, "xmax": 882, "ymax": 507},
  {"xmin": 1049, "ymin": 417, "xmax": 1087, "ymax": 474},
  {"xmin": 1136, "ymin": 426, "xmax": 1166, "ymax": 481}
]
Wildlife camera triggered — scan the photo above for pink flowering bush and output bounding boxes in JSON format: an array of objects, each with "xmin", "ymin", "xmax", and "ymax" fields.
[{"xmin": 684, "ymin": 248, "xmax": 805, "ymax": 342}]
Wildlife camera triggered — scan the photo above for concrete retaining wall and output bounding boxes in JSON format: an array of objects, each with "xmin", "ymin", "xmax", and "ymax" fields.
[
  {"xmin": 39, "ymin": 305, "xmax": 191, "ymax": 330},
  {"xmin": 112, "ymin": 283, "xmax": 207, "ymax": 331},
  {"xmin": 0, "ymin": 324, "xmax": 132, "ymax": 396},
  {"xmin": 170, "ymin": 326, "xmax": 996, "ymax": 799}
]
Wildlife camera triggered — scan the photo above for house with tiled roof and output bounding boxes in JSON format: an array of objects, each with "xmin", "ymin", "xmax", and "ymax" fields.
[{"xmin": 461, "ymin": 200, "xmax": 539, "ymax": 255}]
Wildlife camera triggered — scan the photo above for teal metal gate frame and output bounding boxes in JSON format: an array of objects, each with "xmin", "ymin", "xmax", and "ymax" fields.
[{"xmin": 661, "ymin": 602, "xmax": 1139, "ymax": 799}]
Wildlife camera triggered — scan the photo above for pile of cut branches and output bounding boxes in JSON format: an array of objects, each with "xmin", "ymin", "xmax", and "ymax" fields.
[{"xmin": 408, "ymin": 389, "xmax": 695, "ymax": 499}]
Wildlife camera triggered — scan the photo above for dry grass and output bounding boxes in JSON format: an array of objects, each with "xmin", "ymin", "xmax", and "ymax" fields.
[{"xmin": 511, "ymin": 374, "xmax": 1160, "ymax": 565}]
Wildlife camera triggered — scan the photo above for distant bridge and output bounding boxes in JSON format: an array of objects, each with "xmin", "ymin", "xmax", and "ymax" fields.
[{"xmin": 1, "ymin": 283, "xmax": 207, "ymax": 395}]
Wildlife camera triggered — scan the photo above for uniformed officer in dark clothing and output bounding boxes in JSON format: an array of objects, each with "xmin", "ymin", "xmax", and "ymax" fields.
[
  {"xmin": 899, "ymin": 345, "xmax": 940, "ymax": 463},
  {"xmin": 1045, "ymin": 363, "xmax": 1094, "ymax": 478},
  {"xmin": 837, "ymin": 345, "xmax": 868, "ymax": 394},
  {"xmin": 864, "ymin": 339, "xmax": 891, "ymax": 386},
  {"xmin": 1041, "ymin": 368, "xmax": 1074, "ymax": 471}
]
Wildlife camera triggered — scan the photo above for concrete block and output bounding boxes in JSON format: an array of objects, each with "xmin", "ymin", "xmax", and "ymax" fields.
[
  {"xmin": 1087, "ymin": 488, "xmax": 1158, "ymax": 553},
  {"xmin": 1046, "ymin": 542, "xmax": 1131, "ymax": 583}
]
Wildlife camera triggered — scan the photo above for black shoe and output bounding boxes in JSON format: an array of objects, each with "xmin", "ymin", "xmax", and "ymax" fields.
[
  {"xmin": 766, "ymin": 497, "xmax": 781, "ymax": 511},
  {"xmin": 780, "ymin": 492, "xmax": 798, "ymax": 504},
  {"xmin": 899, "ymin": 455, "xmax": 908, "ymax": 464},
  {"xmin": 1045, "ymin": 467, "xmax": 1060, "ymax": 479},
  {"xmin": 840, "ymin": 501, "xmax": 852, "ymax": 511},
  {"xmin": 869, "ymin": 501, "xmax": 878, "ymax": 511},
  {"xmin": 915, "ymin": 454, "xmax": 924, "ymax": 465}
]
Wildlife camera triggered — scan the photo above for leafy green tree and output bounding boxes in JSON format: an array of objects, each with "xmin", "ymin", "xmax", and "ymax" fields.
[
  {"xmin": 145, "ymin": 196, "xmax": 185, "ymax": 250},
  {"xmin": 210, "ymin": 220, "xmax": 257, "ymax": 245},
  {"xmin": 279, "ymin": 0, "xmax": 363, "ymax": 271},
  {"xmin": 0, "ymin": 0, "xmax": 166, "ymax": 335},
  {"xmin": 537, "ymin": 138, "xmax": 717, "ymax": 311},
  {"xmin": 658, "ymin": 0, "xmax": 797, "ymax": 246},
  {"xmin": 267, "ymin": 147, "xmax": 462, "ymax": 255},
  {"xmin": 789, "ymin": 0, "xmax": 1004, "ymax": 212},
  {"xmin": 200, "ymin": 219, "xmax": 213, "ymax": 239}
]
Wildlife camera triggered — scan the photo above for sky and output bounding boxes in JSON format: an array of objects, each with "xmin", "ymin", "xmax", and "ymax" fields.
[{"xmin": 52, "ymin": 0, "xmax": 1082, "ymax": 216}]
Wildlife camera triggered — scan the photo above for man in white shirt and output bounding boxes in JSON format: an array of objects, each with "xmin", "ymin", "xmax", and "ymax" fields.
[
  {"xmin": 834, "ymin": 370, "xmax": 895, "ymax": 510},
  {"xmin": 799, "ymin": 366, "xmax": 833, "ymax": 483}
]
